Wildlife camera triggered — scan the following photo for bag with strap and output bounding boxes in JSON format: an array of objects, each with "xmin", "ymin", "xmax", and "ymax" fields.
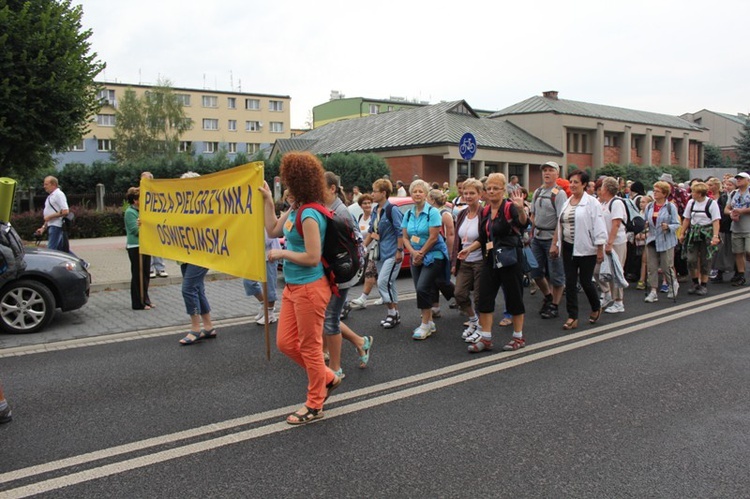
[
  {"xmin": 609, "ymin": 197, "xmax": 645, "ymax": 234},
  {"xmin": 48, "ymin": 199, "xmax": 75, "ymax": 230},
  {"xmin": 295, "ymin": 203, "xmax": 362, "ymax": 296},
  {"xmin": 482, "ymin": 200, "xmax": 524, "ymax": 269}
]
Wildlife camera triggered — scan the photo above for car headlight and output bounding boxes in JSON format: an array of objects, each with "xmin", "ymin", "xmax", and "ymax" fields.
[{"xmin": 60, "ymin": 262, "xmax": 77, "ymax": 272}]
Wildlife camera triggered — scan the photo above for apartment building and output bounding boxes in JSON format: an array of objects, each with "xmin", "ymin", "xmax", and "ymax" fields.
[
  {"xmin": 312, "ymin": 91, "xmax": 495, "ymax": 128},
  {"xmin": 56, "ymin": 82, "xmax": 291, "ymax": 166}
]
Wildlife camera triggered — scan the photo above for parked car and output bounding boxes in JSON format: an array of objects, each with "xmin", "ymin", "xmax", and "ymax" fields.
[{"xmin": 0, "ymin": 225, "xmax": 90, "ymax": 334}]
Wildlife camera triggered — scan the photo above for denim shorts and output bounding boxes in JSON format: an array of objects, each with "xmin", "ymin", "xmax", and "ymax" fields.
[
  {"xmin": 323, "ymin": 287, "xmax": 350, "ymax": 335},
  {"xmin": 529, "ymin": 237, "xmax": 565, "ymax": 287},
  {"xmin": 242, "ymin": 261, "xmax": 278, "ymax": 302}
]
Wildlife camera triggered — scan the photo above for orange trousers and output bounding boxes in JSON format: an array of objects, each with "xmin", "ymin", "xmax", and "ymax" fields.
[{"xmin": 276, "ymin": 276, "xmax": 334, "ymax": 410}]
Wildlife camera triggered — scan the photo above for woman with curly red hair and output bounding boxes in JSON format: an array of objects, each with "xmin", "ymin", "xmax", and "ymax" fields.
[{"xmin": 260, "ymin": 152, "xmax": 341, "ymax": 425}]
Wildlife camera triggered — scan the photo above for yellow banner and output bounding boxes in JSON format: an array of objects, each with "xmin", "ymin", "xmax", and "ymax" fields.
[{"xmin": 139, "ymin": 162, "xmax": 267, "ymax": 282}]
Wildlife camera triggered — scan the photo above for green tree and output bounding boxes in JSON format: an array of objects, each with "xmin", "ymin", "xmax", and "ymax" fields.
[
  {"xmin": 113, "ymin": 79, "xmax": 192, "ymax": 163},
  {"xmin": 113, "ymin": 89, "xmax": 150, "ymax": 163},
  {"xmin": 704, "ymin": 144, "xmax": 730, "ymax": 168},
  {"xmin": 321, "ymin": 152, "xmax": 389, "ymax": 190},
  {"xmin": 0, "ymin": 0, "xmax": 105, "ymax": 177},
  {"xmin": 735, "ymin": 118, "xmax": 750, "ymax": 168}
]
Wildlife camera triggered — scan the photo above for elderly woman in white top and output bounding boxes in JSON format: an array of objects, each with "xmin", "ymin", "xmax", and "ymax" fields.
[
  {"xmin": 550, "ymin": 171, "xmax": 607, "ymax": 330},
  {"xmin": 597, "ymin": 177, "xmax": 628, "ymax": 314},
  {"xmin": 678, "ymin": 181, "xmax": 721, "ymax": 296}
]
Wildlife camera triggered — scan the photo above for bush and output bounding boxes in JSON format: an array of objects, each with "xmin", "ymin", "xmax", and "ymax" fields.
[{"xmin": 11, "ymin": 205, "xmax": 126, "ymax": 241}]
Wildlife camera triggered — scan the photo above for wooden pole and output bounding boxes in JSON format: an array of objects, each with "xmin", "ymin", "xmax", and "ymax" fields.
[{"xmin": 263, "ymin": 281, "xmax": 270, "ymax": 361}]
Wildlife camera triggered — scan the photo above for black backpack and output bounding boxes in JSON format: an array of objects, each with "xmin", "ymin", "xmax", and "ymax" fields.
[{"xmin": 295, "ymin": 203, "xmax": 362, "ymax": 296}]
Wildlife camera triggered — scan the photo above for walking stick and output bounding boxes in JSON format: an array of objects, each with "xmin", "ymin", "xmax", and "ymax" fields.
[
  {"xmin": 263, "ymin": 281, "xmax": 270, "ymax": 361},
  {"xmin": 138, "ymin": 247, "xmax": 146, "ymax": 308}
]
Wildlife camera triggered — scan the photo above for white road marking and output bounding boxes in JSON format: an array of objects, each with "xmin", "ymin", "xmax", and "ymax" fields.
[{"xmin": 1, "ymin": 289, "xmax": 748, "ymax": 498}]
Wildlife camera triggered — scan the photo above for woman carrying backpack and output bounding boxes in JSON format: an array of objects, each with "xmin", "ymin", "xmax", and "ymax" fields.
[
  {"xmin": 678, "ymin": 182, "xmax": 721, "ymax": 296},
  {"xmin": 261, "ymin": 152, "xmax": 341, "ymax": 425},
  {"xmin": 457, "ymin": 173, "xmax": 528, "ymax": 352}
]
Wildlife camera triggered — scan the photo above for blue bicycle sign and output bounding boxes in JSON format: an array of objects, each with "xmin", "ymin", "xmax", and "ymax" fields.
[{"xmin": 459, "ymin": 133, "xmax": 477, "ymax": 160}]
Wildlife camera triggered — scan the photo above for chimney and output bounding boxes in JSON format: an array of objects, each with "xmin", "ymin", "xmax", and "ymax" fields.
[{"xmin": 542, "ymin": 90, "xmax": 559, "ymax": 100}]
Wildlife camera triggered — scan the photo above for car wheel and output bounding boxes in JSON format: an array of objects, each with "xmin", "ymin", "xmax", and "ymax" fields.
[{"xmin": 0, "ymin": 279, "xmax": 56, "ymax": 334}]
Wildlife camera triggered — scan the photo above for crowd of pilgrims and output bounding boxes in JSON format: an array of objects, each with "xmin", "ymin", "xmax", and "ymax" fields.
[{"xmin": 253, "ymin": 153, "xmax": 750, "ymax": 425}]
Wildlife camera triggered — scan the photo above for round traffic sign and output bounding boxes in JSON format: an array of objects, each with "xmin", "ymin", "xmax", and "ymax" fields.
[{"xmin": 459, "ymin": 133, "xmax": 477, "ymax": 160}]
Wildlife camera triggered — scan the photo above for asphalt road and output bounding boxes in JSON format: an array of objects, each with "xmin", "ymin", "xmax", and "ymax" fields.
[{"xmin": 1, "ymin": 282, "xmax": 749, "ymax": 498}]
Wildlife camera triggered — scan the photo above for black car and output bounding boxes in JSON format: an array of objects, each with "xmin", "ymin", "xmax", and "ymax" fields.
[{"xmin": 0, "ymin": 226, "xmax": 90, "ymax": 334}]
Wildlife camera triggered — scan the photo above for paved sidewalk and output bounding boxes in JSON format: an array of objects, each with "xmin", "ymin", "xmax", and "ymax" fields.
[
  {"xmin": 69, "ymin": 236, "xmax": 231, "ymax": 292},
  {"xmin": 0, "ymin": 237, "xmax": 264, "ymax": 350}
]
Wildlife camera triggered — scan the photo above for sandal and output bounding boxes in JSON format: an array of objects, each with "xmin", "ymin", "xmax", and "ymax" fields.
[
  {"xmin": 502, "ymin": 337, "xmax": 526, "ymax": 351},
  {"xmin": 381, "ymin": 313, "xmax": 400, "ymax": 329},
  {"xmin": 498, "ymin": 317, "xmax": 512, "ymax": 327},
  {"xmin": 179, "ymin": 331, "xmax": 205, "ymax": 345},
  {"xmin": 286, "ymin": 406, "xmax": 323, "ymax": 425},
  {"xmin": 202, "ymin": 328, "xmax": 217, "ymax": 339},
  {"xmin": 324, "ymin": 374, "xmax": 342, "ymax": 403},
  {"xmin": 358, "ymin": 336, "xmax": 374, "ymax": 368},
  {"xmin": 589, "ymin": 309, "xmax": 602, "ymax": 324},
  {"xmin": 562, "ymin": 319, "xmax": 578, "ymax": 331}
]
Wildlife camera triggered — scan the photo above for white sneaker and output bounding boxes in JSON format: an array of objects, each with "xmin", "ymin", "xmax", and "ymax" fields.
[
  {"xmin": 149, "ymin": 270, "xmax": 157, "ymax": 279},
  {"xmin": 374, "ymin": 298, "xmax": 384, "ymax": 305},
  {"xmin": 604, "ymin": 302, "xmax": 625, "ymax": 313},
  {"xmin": 644, "ymin": 291, "xmax": 658, "ymax": 303},
  {"xmin": 600, "ymin": 292, "xmax": 613, "ymax": 308},
  {"xmin": 461, "ymin": 321, "xmax": 479, "ymax": 339},
  {"xmin": 667, "ymin": 282, "xmax": 679, "ymax": 299},
  {"xmin": 255, "ymin": 309, "xmax": 277, "ymax": 325},
  {"xmin": 349, "ymin": 296, "xmax": 367, "ymax": 309},
  {"xmin": 412, "ymin": 322, "xmax": 436, "ymax": 340}
]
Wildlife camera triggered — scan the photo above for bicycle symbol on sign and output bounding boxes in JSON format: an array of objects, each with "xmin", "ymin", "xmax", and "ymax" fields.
[{"xmin": 459, "ymin": 136, "xmax": 476, "ymax": 156}]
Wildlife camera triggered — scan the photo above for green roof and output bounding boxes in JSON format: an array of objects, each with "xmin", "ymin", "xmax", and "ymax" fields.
[
  {"xmin": 491, "ymin": 95, "xmax": 703, "ymax": 131},
  {"xmin": 277, "ymin": 100, "xmax": 561, "ymax": 156}
]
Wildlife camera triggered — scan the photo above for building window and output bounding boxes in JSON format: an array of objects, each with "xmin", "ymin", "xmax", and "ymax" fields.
[
  {"xmin": 245, "ymin": 98, "xmax": 260, "ymax": 110},
  {"xmin": 246, "ymin": 120, "xmax": 261, "ymax": 132},
  {"xmin": 632, "ymin": 137, "xmax": 640, "ymax": 150},
  {"xmin": 227, "ymin": 97, "xmax": 236, "ymax": 109},
  {"xmin": 270, "ymin": 121, "xmax": 284, "ymax": 133},
  {"xmin": 228, "ymin": 142, "xmax": 237, "ymax": 153},
  {"xmin": 228, "ymin": 119, "xmax": 237, "ymax": 131},
  {"xmin": 175, "ymin": 94, "xmax": 191, "ymax": 106},
  {"xmin": 204, "ymin": 142, "xmax": 218, "ymax": 153},
  {"xmin": 96, "ymin": 114, "xmax": 116, "ymax": 127},
  {"xmin": 178, "ymin": 141, "xmax": 192, "ymax": 153},
  {"xmin": 369, "ymin": 104, "xmax": 379, "ymax": 115},
  {"xmin": 653, "ymin": 138, "xmax": 661, "ymax": 150},
  {"xmin": 202, "ymin": 95, "xmax": 218, "ymax": 108},
  {"xmin": 98, "ymin": 89, "xmax": 115, "ymax": 106},
  {"xmin": 203, "ymin": 118, "xmax": 219, "ymax": 130},
  {"xmin": 97, "ymin": 139, "xmax": 113, "ymax": 152},
  {"xmin": 567, "ymin": 132, "xmax": 589, "ymax": 153},
  {"xmin": 604, "ymin": 134, "xmax": 619, "ymax": 147},
  {"xmin": 387, "ymin": 106, "xmax": 394, "ymax": 112},
  {"xmin": 70, "ymin": 140, "xmax": 85, "ymax": 151},
  {"xmin": 246, "ymin": 143, "xmax": 260, "ymax": 154},
  {"xmin": 269, "ymin": 100, "xmax": 283, "ymax": 111}
]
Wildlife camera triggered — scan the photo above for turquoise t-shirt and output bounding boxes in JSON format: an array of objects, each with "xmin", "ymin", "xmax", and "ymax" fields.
[
  {"xmin": 283, "ymin": 207, "xmax": 327, "ymax": 284},
  {"xmin": 404, "ymin": 204, "xmax": 444, "ymax": 259}
]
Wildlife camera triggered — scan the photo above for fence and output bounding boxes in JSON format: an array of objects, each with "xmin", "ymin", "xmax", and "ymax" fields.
[{"xmin": 17, "ymin": 187, "xmax": 125, "ymax": 213}]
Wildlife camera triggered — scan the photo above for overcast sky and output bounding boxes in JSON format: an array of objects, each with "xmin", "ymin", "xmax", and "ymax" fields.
[{"xmin": 77, "ymin": 0, "xmax": 749, "ymax": 129}]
